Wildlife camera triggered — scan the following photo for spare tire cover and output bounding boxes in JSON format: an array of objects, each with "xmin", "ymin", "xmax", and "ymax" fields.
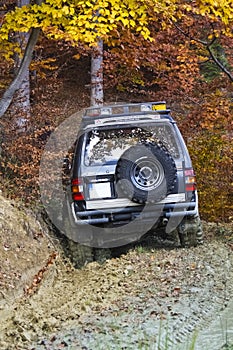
[{"xmin": 116, "ymin": 142, "xmax": 177, "ymax": 204}]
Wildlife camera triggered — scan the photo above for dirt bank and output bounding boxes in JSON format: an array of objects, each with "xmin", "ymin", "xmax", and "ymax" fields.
[
  {"xmin": 0, "ymin": 195, "xmax": 233, "ymax": 349},
  {"xmin": 0, "ymin": 194, "xmax": 55, "ymax": 299}
]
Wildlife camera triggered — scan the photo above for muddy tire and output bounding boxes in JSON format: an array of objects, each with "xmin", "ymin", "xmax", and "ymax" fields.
[
  {"xmin": 63, "ymin": 216, "xmax": 94, "ymax": 268},
  {"xmin": 116, "ymin": 142, "xmax": 177, "ymax": 204},
  {"xmin": 178, "ymin": 216, "xmax": 203, "ymax": 247},
  {"xmin": 94, "ymin": 248, "xmax": 112, "ymax": 264},
  {"xmin": 67, "ymin": 238, "xmax": 94, "ymax": 268}
]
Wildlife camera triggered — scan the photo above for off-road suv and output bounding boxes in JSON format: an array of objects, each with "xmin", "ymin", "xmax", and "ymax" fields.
[{"xmin": 63, "ymin": 101, "xmax": 203, "ymax": 266}]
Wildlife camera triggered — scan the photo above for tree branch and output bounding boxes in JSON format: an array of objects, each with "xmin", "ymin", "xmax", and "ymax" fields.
[
  {"xmin": 172, "ymin": 21, "xmax": 208, "ymax": 46},
  {"xmin": 172, "ymin": 21, "xmax": 233, "ymax": 82},
  {"xmin": 207, "ymin": 44, "xmax": 233, "ymax": 82}
]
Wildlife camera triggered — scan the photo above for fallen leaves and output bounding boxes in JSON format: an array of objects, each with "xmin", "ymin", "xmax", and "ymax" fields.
[{"xmin": 24, "ymin": 252, "xmax": 58, "ymax": 296}]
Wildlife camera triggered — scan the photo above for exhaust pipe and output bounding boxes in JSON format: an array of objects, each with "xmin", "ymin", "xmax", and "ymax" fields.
[{"xmin": 162, "ymin": 218, "xmax": 168, "ymax": 225}]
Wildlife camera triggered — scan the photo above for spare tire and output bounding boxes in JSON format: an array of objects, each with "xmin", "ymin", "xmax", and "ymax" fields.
[{"xmin": 116, "ymin": 142, "xmax": 177, "ymax": 204}]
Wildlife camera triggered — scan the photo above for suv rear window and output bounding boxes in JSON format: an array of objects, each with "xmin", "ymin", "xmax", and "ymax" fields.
[{"xmin": 84, "ymin": 125, "xmax": 180, "ymax": 166}]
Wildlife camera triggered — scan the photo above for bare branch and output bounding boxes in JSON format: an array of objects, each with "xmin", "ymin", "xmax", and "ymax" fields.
[
  {"xmin": 172, "ymin": 21, "xmax": 233, "ymax": 82},
  {"xmin": 172, "ymin": 21, "xmax": 208, "ymax": 45},
  {"xmin": 207, "ymin": 45, "xmax": 233, "ymax": 82}
]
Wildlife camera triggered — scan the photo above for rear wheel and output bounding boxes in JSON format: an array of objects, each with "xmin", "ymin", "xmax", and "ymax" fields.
[
  {"xmin": 94, "ymin": 248, "xmax": 112, "ymax": 264},
  {"xmin": 178, "ymin": 216, "xmax": 203, "ymax": 247},
  {"xmin": 63, "ymin": 206, "xmax": 94, "ymax": 268},
  {"xmin": 67, "ymin": 236, "xmax": 94, "ymax": 268}
]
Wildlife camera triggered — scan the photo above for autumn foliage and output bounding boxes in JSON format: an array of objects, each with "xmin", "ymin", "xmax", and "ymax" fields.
[{"xmin": 0, "ymin": 0, "xmax": 232, "ymax": 222}]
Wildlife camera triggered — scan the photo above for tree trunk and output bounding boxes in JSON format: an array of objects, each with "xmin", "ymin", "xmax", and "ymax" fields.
[
  {"xmin": 12, "ymin": 0, "xmax": 31, "ymax": 126},
  {"xmin": 0, "ymin": 27, "xmax": 39, "ymax": 119},
  {"xmin": 90, "ymin": 40, "xmax": 103, "ymax": 106},
  {"xmin": 0, "ymin": 0, "xmax": 42, "ymax": 119}
]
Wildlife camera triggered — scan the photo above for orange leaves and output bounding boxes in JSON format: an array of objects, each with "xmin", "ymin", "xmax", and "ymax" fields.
[
  {"xmin": 104, "ymin": 21, "xmax": 202, "ymax": 99},
  {"xmin": 198, "ymin": 92, "xmax": 232, "ymax": 131},
  {"xmin": 24, "ymin": 252, "xmax": 57, "ymax": 296}
]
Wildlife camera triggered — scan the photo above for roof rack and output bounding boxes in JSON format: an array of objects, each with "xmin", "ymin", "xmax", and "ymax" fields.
[{"xmin": 84, "ymin": 101, "xmax": 169, "ymax": 117}]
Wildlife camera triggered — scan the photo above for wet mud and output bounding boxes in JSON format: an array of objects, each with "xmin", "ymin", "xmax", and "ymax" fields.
[{"xmin": 0, "ymin": 222, "xmax": 233, "ymax": 350}]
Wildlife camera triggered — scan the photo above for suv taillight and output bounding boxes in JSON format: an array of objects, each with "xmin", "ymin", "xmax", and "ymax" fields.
[
  {"xmin": 184, "ymin": 169, "xmax": 197, "ymax": 192},
  {"xmin": 71, "ymin": 178, "xmax": 84, "ymax": 201}
]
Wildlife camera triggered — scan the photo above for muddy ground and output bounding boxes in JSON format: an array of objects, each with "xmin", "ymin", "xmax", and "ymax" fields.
[{"xmin": 0, "ymin": 195, "xmax": 233, "ymax": 350}]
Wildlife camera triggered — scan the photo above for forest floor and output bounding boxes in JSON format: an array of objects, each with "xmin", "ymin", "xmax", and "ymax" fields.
[{"xmin": 0, "ymin": 194, "xmax": 233, "ymax": 350}]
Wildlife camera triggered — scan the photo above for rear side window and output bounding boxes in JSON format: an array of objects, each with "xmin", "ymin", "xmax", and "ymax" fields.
[{"xmin": 84, "ymin": 125, "xmax": 180, "ymax": 166}]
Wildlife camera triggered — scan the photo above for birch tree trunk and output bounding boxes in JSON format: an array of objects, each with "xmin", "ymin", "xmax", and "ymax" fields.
[
  {"xmin": 13, "ymin": 0, "xmax": 31, "ymax": 126},
  {"xmin": 90, "ymin": 40, "xmax": 103, "ymax": 106},
  {"xmin": 0, "ymin": 0, "xmax": 42, "ymax": 119}
]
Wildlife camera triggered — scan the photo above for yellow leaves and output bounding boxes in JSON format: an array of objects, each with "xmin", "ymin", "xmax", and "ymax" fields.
[
  {"xmin": 0, "ymin": 0, "xmax": 160, "ymax": 48},
  {"xmin": 140, "ymin": 27, "xmax": 152, "ymax": 40},
  {"xmin": 129, "ymin": 19, "xmax": 136, "ymax": 27},
  {"xmin": 182, "ymin": 4, "xmax": 192, "ymax": 12},
  {"xmin": 129, "ymin": 10, "xmax": 136, "ymax": 17},
  {"xmin": 85, "ymin": 1, "xmax": 94, "ymax": 7},
  {"xmin": 120, "ymin": 17, "xmax": 129, "ymax": 26},
  {"xmin": 30, "ymin": 57, "xmax": 57, "ymax": 79},
  {"xmin": 61, "ymin": 5, "xmax": 70, "ymax": 15},
  {"xmin": 195, "ymin": 0, "xmax": 233, "ymax": 26},
  {"xmin": 1, "ymin": 0, "xmax": 232, "ymax": 53}
]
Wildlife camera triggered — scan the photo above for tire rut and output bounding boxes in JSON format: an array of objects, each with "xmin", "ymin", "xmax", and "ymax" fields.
[{"xmin": 0, "ymin": 229, "xmax": 233, "ymax": 350}]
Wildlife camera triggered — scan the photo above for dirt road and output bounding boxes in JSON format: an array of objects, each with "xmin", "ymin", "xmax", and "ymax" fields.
[{"xmin": 0, "ymin": 221, "xmax": 233, "ymax": 350}]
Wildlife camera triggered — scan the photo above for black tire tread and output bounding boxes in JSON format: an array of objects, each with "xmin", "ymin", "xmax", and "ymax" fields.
[
  {"xmin": 178, "ymin": 216, "xmax": 203, "ymax": 247},
  {"xmin": 116, "ymin": 142, "xmax": 176, "ymax": 204},
  {"xmin": 64, "ymin": 218, "xmax": 94, "ymax": 268}
]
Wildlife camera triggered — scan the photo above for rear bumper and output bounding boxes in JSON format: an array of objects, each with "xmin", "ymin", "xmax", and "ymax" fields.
[{"xmin": 71, "ymin": 201, "xmax": 198, "ymax": 225}]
